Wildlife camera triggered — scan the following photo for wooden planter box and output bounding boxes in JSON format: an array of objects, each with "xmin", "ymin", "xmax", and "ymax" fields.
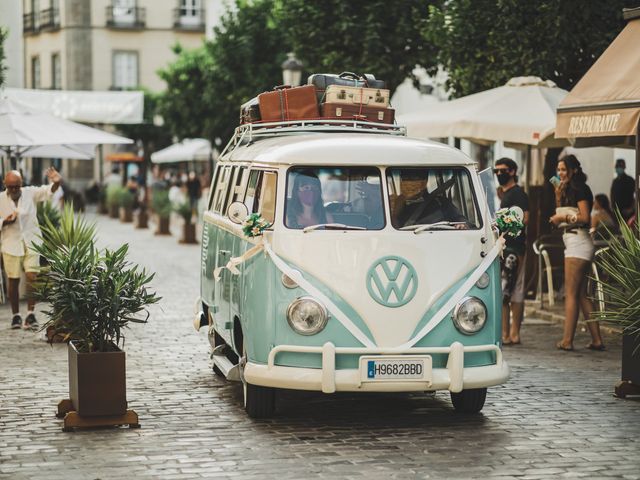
[
  {"xmin": 156, "ymin": 216, "xmax": 171, "ymax": 235},
  {"xmin": 181, "ymin": 222, "xmax": 197, "ymax": 244},
  {"xmin": 68, "ymin": 341, "xmax": 127, "ymax": 417},
  {"xmin": 108, "ymin": 204, "xmax": 119, "ymax": 218},
  {"xmin": 135, "ymin": 210, "xmax": 148, "ymax": 229},
  {"xmin": 98, "ymin": 199, "xmax": 109, "ymax": 215},
  {"xmin": 622, "ymin": 333, "xmax": 640, "ymax": 385},
  {"xmin": 119, "ymin": 207, "xmax": 133, "ymax": 223}
]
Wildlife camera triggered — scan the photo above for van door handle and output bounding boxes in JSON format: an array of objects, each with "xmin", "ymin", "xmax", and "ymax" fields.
[{"xmin": 219, "ymin": 250, "xmax": 231, "ymax": 256}]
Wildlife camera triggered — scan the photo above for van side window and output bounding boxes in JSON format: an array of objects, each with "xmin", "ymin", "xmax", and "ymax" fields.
[
  {"xmin": 244, "ymin": 170, "xmax": 261, "ymax": 213},
  {"xmin": 207, "ymin": 165, "xmax": 220, "ymax": 211},
  {"xmin": 231, "ymin": 167, "xmax": 249, "ymax": 204},
  {"xmin": 244, "ymin": 170, "xmax": 278, "ymax": 224},
  {"xmin": 258, "ymin": 172, "xmax": 277, "ymax": 223},
  {"xmin": 212, "ymin": 166, "xmax": 232, "ymax": 214}
]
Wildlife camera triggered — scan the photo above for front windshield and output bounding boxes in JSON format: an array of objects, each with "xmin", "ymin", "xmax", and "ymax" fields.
[
  {"xmin": 386, "ymin": 167, "xmax": 481, "ymax": 230},
  {"xmin": 285, "ymin": 167, "xmax": 385, "ymax": 230}
]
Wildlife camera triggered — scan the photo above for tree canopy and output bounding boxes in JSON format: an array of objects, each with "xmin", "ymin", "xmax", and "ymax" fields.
[
  {"xmin": 425, "ymin": 0, "xmax": 628, "ymax": 97},
  {"xmin": 0, "ymin": 27, "xmax": 8, "ymax": 89},
  {"xmin": 158, "ymin": 0, "xmax": 288, "ymax": 145},
  {"xmin": 276, "ymin": 0, "xmax": 437, "ymax": 93}
]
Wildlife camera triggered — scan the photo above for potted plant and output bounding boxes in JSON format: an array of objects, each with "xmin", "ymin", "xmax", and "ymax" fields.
[
  {"xmin": 33, "ymin": 207, "xmax": 161, "ymax": 422},
  {"xmin": 98, "ymin": 187, "xmax": 109, "ymax": 215},
  {"xmin": 151, "ymin": 189, "xmax": 172, "ymax": 235},
  {"xmin": 135, "ymin": 203, "xmax": 149, "ymax": 229},
  {"xmin": 174, "ymin": 201, "xmax": 197, "ymax": 244},
  {"xmin": 106, "ymin": 185, "xmax": 122, "ymax": 218},
  {"xmin": 593, "ymin": 213, "xmax": 640, "ymax": 398},
  {"xmin": 118, "ymin": 189, "xmax": 135, "ymax": 223}
]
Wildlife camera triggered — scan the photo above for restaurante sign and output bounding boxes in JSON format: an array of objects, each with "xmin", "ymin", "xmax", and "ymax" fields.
[{"xmin": 567, "ymin": 113, "xmax": 620, "ymax": 135}]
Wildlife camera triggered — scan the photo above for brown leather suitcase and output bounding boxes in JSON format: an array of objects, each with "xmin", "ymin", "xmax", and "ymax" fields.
[
  {"xmin": 239, "ymin": 96, "xmax": 261, "ymax": 124},
  {"xmin": 258, "ymin": 85, "xmax": 319, "ymax": 122},
  {"xmin": 321, "ymin": 103, "xmax": 395, "ymax": 124}
]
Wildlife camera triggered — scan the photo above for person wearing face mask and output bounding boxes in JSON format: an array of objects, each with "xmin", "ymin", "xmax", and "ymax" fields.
[
  {"xmin": 0, "ymin": 167, "xmax": 62, "ymax": 330},
  {"xmin": 494, "ymin": 158, "xmax": 529, "ymax": 345},
  {"xmin": 610, "ymin": 158, "xmax": 635, "ymax": 221},
  {"xmin": 286, "ymin": 171, "xmax": 334, "ymax": 229}
]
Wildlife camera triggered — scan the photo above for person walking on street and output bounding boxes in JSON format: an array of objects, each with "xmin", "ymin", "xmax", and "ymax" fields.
[
  {"xmin": 610, "ymin": 158, "xmax": 635, "ymax": 221},
  {"xmin": 0, "ymin": 167, "xmax": 63, "ymax": 330},
  {"xmin": 494, "ymin": 158, "xmax": 529, "ymax": 345},
  {"xmin": 549, "ymin": 155, "xmax": 605, "ymax": 351}
]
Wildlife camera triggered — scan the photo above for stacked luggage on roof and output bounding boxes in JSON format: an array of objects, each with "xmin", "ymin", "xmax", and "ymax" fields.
[{"xmin": 239, "ymin": 72, "xmax": 394, "ymax": 125}]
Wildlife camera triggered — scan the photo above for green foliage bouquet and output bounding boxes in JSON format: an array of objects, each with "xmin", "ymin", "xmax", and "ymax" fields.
[
  {"xmin": 33, "ymin": 206, "xmax": 161, "ymax": 352},
  {"xmin": 495, "ymin": 207, "xmax": 525, "ymax": 238},
  {"xmin": 242, "ymin": 213, "xmax": 271, "ymax": 238},
  {"xmin": 593, "ymin": 213, "xmax": 640, "ymax": 350}
]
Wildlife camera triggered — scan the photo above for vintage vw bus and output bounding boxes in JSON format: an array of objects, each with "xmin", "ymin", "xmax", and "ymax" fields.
[{"xmin": 196, "ymin": 120, "xmax": 509, "ymax": 418}]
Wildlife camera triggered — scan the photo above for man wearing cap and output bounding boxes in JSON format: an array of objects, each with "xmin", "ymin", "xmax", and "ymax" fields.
[
  {"xmin": 610, "ymin": 159, "xmax": 635, "ymax": 221},
  {"xmin": 0, "ymin": 167, "xmax": 62, "ymax": 330},
  {"xmin": 494, "ymin": 158, "xmax": 529, "ymax": 345}
]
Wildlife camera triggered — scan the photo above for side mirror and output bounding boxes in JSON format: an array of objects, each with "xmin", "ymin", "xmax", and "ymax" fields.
[{"xmin": 227, "ymin": 201, "xmax": 249, "ymax": 224}]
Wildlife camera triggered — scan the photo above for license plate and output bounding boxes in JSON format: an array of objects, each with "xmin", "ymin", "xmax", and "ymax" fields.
[{"xmin": 360, "ymin": 356, "xmax": 432, "ymax": 382}]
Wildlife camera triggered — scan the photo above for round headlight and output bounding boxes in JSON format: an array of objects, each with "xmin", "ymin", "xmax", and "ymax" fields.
[
  {"xmin": 452, "ymin": 296, "xmax": 487, "ymax": 335},
  {"xmin": 286, "ymin": 297, "xmax": 328, "ymax": 335},
  {"xmin": 475, "ymin": 272, "xmax": 490, "ymax": 289}
]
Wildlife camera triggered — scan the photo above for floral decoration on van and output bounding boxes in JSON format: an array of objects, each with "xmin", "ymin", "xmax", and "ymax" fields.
[
  {"xmin": 243, "ymin": 213, "xmax": 272, "ymax": 238},
  {"xmin": 495, "ymin": 207, "xmax": 524, "ymax": 237}
]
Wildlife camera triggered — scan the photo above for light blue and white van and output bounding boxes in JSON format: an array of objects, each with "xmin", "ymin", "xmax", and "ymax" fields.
[{"xmin": 196, "ymin": 120, "xmax": 509, "ymax": 418}]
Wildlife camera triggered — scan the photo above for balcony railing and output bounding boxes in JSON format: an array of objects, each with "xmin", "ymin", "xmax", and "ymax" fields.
[
  {"xmin": 39, "ymin": 8, "xmax": 61, "ymax": 31},
  {"xmin": 106, "ymin": 6, "xmax": 146, "ymax": 29},
  {"xmin": 23, "ymin": 12, "xmax": 37, "ymax": 34},
  {"xmin": 173, "ymin": 7, "xmax": 205, "ymax": 31}
]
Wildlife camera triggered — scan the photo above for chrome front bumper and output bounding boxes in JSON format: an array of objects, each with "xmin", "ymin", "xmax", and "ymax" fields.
[{"xmin": 244, "ymin": 341, "xmax": 509, "ymax": 393}]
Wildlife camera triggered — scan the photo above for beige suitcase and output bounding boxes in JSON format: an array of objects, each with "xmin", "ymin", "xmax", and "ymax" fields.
[{"xmin": 324, "ymin": 85, "xmax": 390, "ymax": 107}]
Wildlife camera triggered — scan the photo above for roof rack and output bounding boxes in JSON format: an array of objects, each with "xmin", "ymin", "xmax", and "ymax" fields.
[{"xmin": 219, "ymin": 119, "xmax": 406, "ymax": 159}]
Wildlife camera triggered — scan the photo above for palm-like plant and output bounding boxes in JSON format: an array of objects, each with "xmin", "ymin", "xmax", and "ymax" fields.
[
  {"xmin": 151, "ymin": 189, "xmax": 172, "ymax": 219},
  {"xmin": 593, "ymin": 212, "xmax": 640, "ymax": 352},
  {"xmin": 33, "ymin": 206, "xmax": 161, "ymax": 352},
  {"xmin": 174, "ymin": 201, "xmax": 193, "ymax": 223}
]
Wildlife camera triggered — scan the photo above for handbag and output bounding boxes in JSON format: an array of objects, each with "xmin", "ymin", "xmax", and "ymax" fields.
[{"xmin": 556, "ymin": 206, "xmax": 579, "ymax": 229}]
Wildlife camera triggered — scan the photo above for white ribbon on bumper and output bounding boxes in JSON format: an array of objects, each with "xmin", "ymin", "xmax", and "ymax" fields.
[{"xmin": 213, "ymin": 236, "xmax": 505, "ymax": 350}]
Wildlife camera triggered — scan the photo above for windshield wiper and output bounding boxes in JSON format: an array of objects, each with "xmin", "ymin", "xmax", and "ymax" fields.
[
  {"xmin": 303, "ymin": 223, "xmax": 366, "ymax": 233},
  {"xmin": 400, "ymin": 221, "xmax": 467, "ymax": 233}
]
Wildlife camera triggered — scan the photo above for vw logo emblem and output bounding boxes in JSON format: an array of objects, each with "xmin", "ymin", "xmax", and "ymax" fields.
[{"xmin": 366, "ymin": 256, "xmax": 418, "ymax": 308}]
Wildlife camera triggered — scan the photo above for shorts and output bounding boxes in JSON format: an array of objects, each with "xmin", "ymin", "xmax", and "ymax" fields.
[
  {"xmin": 2, "ymin": 250, "xmax": 40, "ymax": 279},
  {"xmin": 563, "ymin": 229, "xmax": 595, "ymax": 261}
]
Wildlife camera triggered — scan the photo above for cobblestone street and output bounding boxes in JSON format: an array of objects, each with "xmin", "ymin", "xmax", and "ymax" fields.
[{"xmin": 1, "ymin": 213, "xmax": 639, "ymax": 480}]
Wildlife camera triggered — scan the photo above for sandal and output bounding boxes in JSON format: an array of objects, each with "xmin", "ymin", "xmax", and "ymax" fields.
[
  {"xmin": 556, "ymin": 341, "xmax": 574, "ymax": 351},
  {"xmin": 502, "ymin": 338, "xmax": 512, "ymax": 346},
  {"xmin": 587, "ymin": 343, "xmax": 606, "ymax": 351}
]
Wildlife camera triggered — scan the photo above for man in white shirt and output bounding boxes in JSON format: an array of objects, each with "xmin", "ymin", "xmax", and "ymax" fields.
[{"xmin": 0, "ymin": 167, "xmax": 62, "ymax": 330}]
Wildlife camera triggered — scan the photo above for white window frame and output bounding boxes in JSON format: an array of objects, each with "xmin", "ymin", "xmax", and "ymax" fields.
[{"xmin": 112, "ymin": 50, "xmax": 139, "ymax": 90}]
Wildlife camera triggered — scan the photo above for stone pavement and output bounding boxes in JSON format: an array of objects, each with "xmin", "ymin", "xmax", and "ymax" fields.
[{"xmin": 1, "ymin": 213, "xmax": 639, "ymax": 480}]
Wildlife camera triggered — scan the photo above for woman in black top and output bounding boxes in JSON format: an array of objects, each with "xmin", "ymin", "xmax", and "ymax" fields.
[{"xmin": 549, "ymin": 155, "xmax": 605, "ymax": 351}]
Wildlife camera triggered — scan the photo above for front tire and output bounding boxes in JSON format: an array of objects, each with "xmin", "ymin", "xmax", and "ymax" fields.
[
  {"xmin": 242, "ymin": 340, "xmax": 275, "ymax": 418},
  {"xmin": 450, "ymin": 388, "xmax": 487, "ymax": 413}
]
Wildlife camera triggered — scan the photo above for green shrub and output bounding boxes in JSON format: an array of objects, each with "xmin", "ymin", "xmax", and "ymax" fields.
[
  {"xmin": 33, "ymin": 205, "xmax": 160, "ymax": 352},
  {"xmin": 151, "ymin": 189, "xmax": 172, "ymax": 219},
  {"xmin": 593, "ymin": 212, "xmax": 640, "ymax": 351},
  {"xmin": 119, "ymin": 189, "xmax": 135, "ymax": 208},
  {"xmin": 174, "ymin": 201, "xmax": 192, "ymax": 223},
  {"xmin": 106, "ymin": 185, "xmax": 124, "ymax": 208}
]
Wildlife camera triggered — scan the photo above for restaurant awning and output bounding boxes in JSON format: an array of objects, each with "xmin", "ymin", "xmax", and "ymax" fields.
[{"xmin": 556, "ymin": 8, "xmax": 640, "ymax": 148}]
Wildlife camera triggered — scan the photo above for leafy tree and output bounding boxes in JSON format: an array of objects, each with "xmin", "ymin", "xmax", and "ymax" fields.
[
  {"xmin": 0, "ymin": 27, "xmax": 7, "ymax": 89},
  {"xmin": 425, "ymin": 0, "xmax": 628, "ymax": 97},
  {"xmin": 276, "ymin": 0, "xmax": 438, "ymax": 93},
  {"xmin": 158, "ymin": 0, "xmax": 288, "ymax": 145}
]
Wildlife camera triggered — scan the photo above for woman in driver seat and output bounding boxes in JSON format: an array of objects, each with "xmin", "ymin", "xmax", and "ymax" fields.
[{"xmin": 286, "ymin": 171, "xmax": 334, "ymax": 229}]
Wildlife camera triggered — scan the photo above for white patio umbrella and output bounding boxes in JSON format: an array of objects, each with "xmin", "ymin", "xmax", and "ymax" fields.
[
  {"xmin": 398, "ymin": 76, "xmax": 570, "ymax": 148},
  {"xmin": 0, "ymin": 97, "xmax": 132, "ymax": 158},
  {"xmin": 5, "ymin": 143, "xmax": 96, "ymax": 160},
  {"xmin": 151, "ymin": 138, "xmax": 212, "ymax": 164}
]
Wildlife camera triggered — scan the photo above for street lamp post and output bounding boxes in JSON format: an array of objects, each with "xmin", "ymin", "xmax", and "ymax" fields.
[{"xmin": 281, "ymin": 52, "xmax": 303, "ymax": 87}]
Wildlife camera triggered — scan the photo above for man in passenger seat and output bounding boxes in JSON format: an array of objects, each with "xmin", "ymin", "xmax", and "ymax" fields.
[{"xmin": 396, "ymin": 177, "xmax": 468, "ymax": 228}]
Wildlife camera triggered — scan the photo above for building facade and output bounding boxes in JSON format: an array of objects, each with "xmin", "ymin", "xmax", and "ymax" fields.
[
  {"xmin": 20, "ymin": 0, "xmax": 206, "ymax": 188},
  {"xmin": 23, "ymin": 0, "xmax": 206, "ymax": 92}
]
